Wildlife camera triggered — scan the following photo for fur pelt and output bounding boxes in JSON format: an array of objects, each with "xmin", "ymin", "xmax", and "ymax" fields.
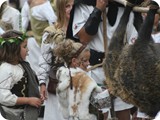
[
  {"xmin": 43, "ymin": 25, "xmax": 65, "ymax": 44},
  {"xmin": 56, "ymin": 67, "xmax": 101, "ymax": 120},
  {"xmin": 103, "ymin": 0, "xmax": 160, "ymax": 118}
]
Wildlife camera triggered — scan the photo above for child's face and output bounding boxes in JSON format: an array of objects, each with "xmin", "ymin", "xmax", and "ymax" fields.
[
  {"xmin": 20, "ymin": 39, "xmax": 28, "ymax": 60},
  {"xmin": 65, "ymin": 0, "xmax": 74, "ymax": 20},
  {"xmin": 80, "ymin": 51, "xmax": 90, "ymax": 71}
]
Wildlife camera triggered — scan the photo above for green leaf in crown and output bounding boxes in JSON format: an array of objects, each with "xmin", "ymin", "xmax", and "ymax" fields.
[{"xmin": 0, "ymin": 32, "xmax": 28, "ymax": 47}]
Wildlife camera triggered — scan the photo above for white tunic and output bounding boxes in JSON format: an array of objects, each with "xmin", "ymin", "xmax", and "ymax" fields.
[
  {"xmin": 1, "ymin": 6, "xmax": 20, "ymax": 31},
  {"xmin": 72, "ymin": 4, "xmax": 137, "ymax": 52},
  {"xmin": 0, "ymin": 62, "xmax": 24, "ymax": 106},
  {"xmin": 72, "ymin": 4, "xmax": 135, "ymax": 111}
]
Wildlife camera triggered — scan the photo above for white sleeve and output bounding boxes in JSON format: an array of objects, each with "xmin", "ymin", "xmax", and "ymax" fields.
[
  {"xmin": 0, "ymin": 67, "xmax": 18, "ymax": 106},
  {"xmin": 37, "ymin": 32, "xmax": 52, "ymax": 84},
  {"xmin": 11, "ymin": 8, "xmax": 21, "ymax": 31},
  {"xmin": 21, "ymin": 2, "xmax": 30, "ymax": 31},
  {"xmin": 41, "ymin": 1, "xmax": 57, "ymax": 25},
  {"xmin": 72, "ymin": 4, "xmax": 92, "ymax": 37}
]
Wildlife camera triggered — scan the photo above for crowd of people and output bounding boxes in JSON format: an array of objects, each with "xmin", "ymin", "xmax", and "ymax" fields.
[{"xmin": 0, "ymin": 0, "xmax": 160, "ymax": 120}]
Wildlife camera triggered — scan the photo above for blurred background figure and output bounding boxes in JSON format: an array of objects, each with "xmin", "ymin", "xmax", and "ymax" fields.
[
  {"xmin": 0, "ymin": 0, "xmax": 20, "ymax": 31},
  {"xmin": 20, "ymin": 0, "xmax": 57, "ymax": 75},
  {"xmin": 21, "ymin": 0, "xmax": 57, "ymax": 45},
  {"xmin": 37, "ymin": 0, "xmax": 73, "ymax": 119}
]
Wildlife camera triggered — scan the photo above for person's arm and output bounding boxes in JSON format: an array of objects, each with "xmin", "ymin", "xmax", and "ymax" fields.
[
  {"xmin": 10, "ymin": 7, "xmax": 21, "ymax": 31},
  {"xmin": 16, "ymin": 97, "xmax": 42, "ymax": 108},
  {"xmin": 0, "ymin": 64, "xmax": 42, "ymax": 108},
  {"xmin": 21, "ymin": 1, "xmax": 30, "ymax": 31},
  {"xmin": 37, "ymin": 32, "xmax": 53, "ymax": 100},
  {"xmin": 0, "ymin": 66, "xmax": 18, "ymax": 106},
  {"xmin": 41, "ymin": 1, "xmax": 57, "ymax": 25},
  {"xmin": 77, "ymin": 0, "xmax": 108, "ymax": 44}
]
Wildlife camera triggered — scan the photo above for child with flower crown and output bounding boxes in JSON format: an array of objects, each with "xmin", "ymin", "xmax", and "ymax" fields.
[{"xmin": 0, "ymin": 30, "xmax": 42, "ymax": 120}]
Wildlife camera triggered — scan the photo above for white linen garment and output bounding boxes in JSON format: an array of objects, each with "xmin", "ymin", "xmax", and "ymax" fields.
[
  {"xmin": 0, "ymin": 62, "xmax": 24, "ymax": 106},
  {"xmin": 1, "ymin": 6, "xmax": 20, "ymax": 31}
]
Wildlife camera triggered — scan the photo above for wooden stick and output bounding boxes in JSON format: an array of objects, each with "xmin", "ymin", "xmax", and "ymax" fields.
[
  {"xmin": 112, "ymin": 0, "xmax": 160, "ymax": 13},
  {"xmin": 86, "ymin": 63, "xmax": 103, "ymax": 72}
]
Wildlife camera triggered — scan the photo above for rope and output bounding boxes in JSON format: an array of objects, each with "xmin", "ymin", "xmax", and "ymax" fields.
[
  {"xmin": 86, "ymin": 63, "xmax": 103, "ymax": 72},
  {"xmin": 86, "ymin": 10, "xmax": 108, "ymax": 72}
]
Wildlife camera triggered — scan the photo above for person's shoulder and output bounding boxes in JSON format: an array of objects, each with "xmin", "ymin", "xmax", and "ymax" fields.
[
  {"xmin": 0, "ymin": 62, "xmax": 12, "ymax": 69},
  {"xmin": 0, "ymin": 62, "xmax": 24, "ymax": 81},
  {"xmin": 7, "ymin": 6, "xmax": 20, "ymax": 13},
  {"xmin": 6, "ymin": 6, "xmax": 20, "ymax": 16},
  {"xmin": 0, "ymin": 62, "xmax": 13, "ymax": 76}
]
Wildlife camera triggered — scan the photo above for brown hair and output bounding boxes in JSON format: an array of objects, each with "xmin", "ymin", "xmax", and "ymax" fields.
[
  {"xmin": 54, "ymin": 39, "xmax": 85, "ymax": 66},
  {"xmin": 0, "ymin": 30, "xmax": 26, "ymax": 64}
]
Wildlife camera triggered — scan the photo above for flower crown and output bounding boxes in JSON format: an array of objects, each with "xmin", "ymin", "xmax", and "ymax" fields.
[{"xmin": 0, "ymin": 33, "xmax": 28, "ymax": 47}]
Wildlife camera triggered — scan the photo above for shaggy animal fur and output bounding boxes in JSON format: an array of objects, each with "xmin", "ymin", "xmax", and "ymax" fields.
[
  {"xmin": 56, "ymin": 67, "xmax": 102, "ymax": 120},
  {"xmin": 103, "ymin": 0, "xmax": 160, "ymax": 118}
]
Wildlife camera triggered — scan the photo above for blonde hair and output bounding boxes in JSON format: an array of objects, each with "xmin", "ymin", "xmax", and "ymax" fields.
[
  {"xmin": 54, "ymin": 39, "xmax": 83, "ymax": 65},
  {"xmin": 55, "ymin": 0, "xmax": 70, "ymax": 28}
]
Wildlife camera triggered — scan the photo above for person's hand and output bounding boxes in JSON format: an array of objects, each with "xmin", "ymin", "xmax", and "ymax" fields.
[
  {"xmin": 40, "ymin": 84, "xmax": 47, "ymax": 101},
  {"xmin": 28, "ymin": 97, "xmax": 43, "ymax": 108},
  {"xmin": 96, "ymin": 0, "xmax": 108, "ymax": 11}
]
